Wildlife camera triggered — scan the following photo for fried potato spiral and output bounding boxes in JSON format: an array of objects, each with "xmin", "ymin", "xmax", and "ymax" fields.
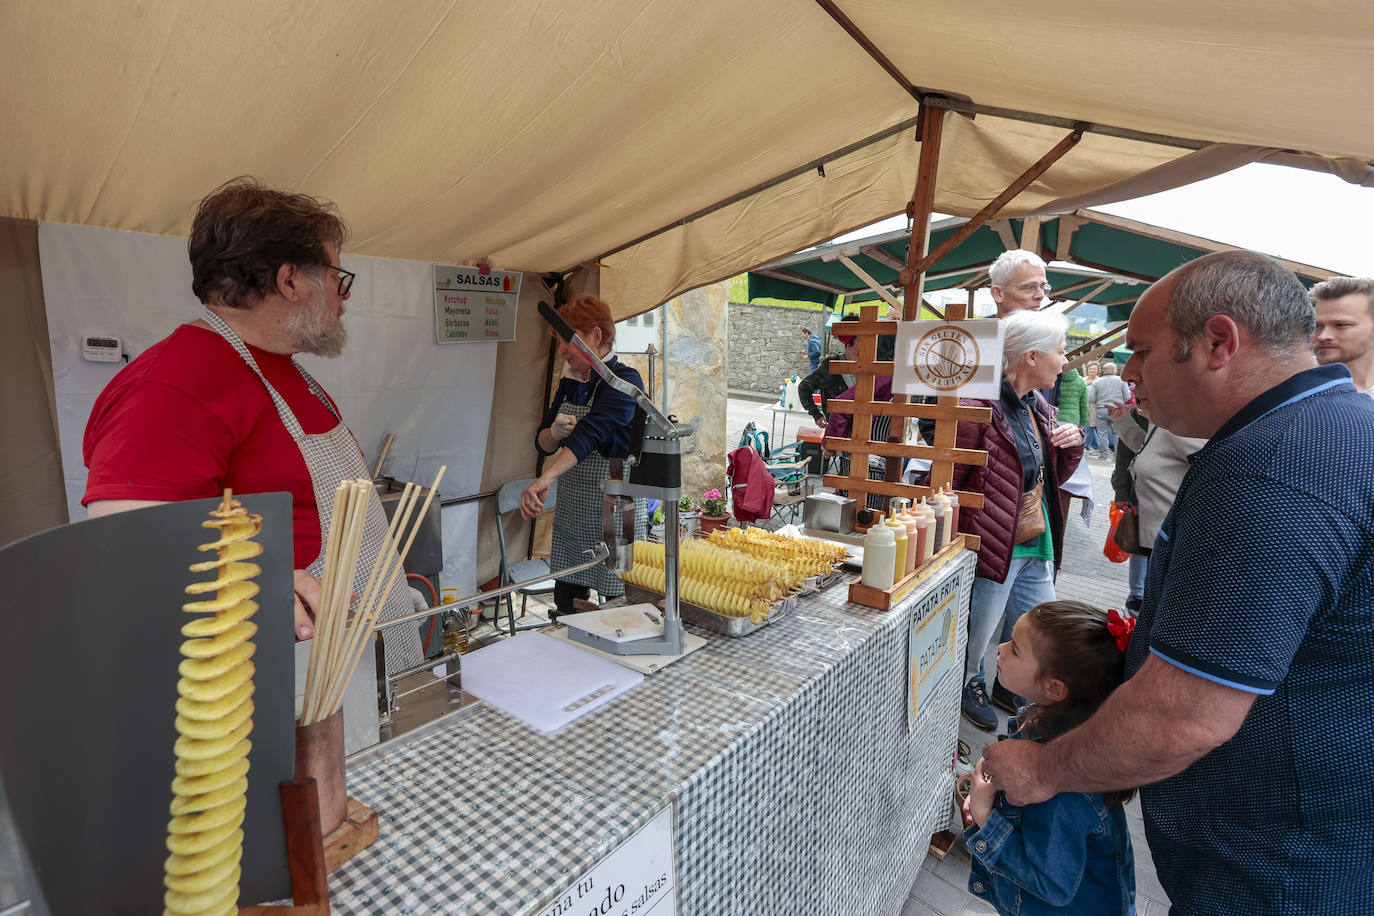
[{"xmin": 164, "ymin": 492, "xmax": 261, "ymax": 916}]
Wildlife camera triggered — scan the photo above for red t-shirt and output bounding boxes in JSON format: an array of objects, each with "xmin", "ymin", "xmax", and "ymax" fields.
[{"xmin": 82, "ymin": 323, "xmax": 354, "ymax": 569}]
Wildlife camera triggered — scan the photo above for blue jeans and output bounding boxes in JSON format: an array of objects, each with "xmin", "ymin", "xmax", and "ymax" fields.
[
  {"xmin": 1127, "ymin": 553, "xmax": 1148, "ymax": 601},
  {"xmin": 1083, "ymin": 425, "xmax": 1099, "ymax": 451},
  {"xmin": 966, "ymin": 557, "xmax": 1056, "ymax": 682}
]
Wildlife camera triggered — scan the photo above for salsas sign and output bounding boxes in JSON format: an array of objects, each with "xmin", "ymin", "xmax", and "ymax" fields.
[{"xmin": 434, "ymin": 264, "xmax": 522, "ymax": 344}]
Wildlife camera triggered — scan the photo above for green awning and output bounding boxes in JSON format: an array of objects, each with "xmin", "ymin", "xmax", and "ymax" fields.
[{"xmin": 749, "ymin": 209, "xmax": 1339, "ymax": 324}]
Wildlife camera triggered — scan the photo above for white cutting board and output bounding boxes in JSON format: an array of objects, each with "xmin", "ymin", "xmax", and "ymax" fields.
[{"xmin": 461, "ymin": 631, "xmax": 643, "ymax": 734}]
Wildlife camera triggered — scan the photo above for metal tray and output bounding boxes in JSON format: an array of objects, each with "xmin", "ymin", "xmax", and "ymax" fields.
[
  {"xmin": 800, "ymin": 568, "xmax": 846, "ymax": 594},
  {"xmin": 622, "ymin": 583, "xmax": 796, "ymax": 637}
]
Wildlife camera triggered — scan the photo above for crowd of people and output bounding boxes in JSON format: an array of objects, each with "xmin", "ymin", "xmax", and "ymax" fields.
[{"xmin": 812, "ymin": 248, "xmax": 1374, "ymax": 914}]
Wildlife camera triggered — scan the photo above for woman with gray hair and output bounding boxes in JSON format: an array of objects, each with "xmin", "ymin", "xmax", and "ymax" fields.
[{"xmin": 949, "ymin": 309, "xmax": 1085, "ymax": 728}]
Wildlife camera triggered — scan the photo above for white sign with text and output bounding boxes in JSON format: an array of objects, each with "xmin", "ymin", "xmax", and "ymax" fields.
[
  {"xmin": 908, "ymin": 570, "xmax": 963, "ymax": 731},
  {"xmin": 433, "ymin": 264, "xmax": 522, "ymax": 343},
  {"xmin": 536, "ymin": 804, "xmax": 677, "ymax": 916},
  {"xmin": 893, "ymin": 319, "xmax": 1004, "ymax": 399}
]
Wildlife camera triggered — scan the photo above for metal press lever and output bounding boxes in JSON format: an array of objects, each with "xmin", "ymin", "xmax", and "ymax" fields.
[{"xmin": 537, "ymin": 299, "xmax": 686, "ymax": 656}]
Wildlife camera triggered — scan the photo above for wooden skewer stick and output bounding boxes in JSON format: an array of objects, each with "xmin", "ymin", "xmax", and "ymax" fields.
[
  {"xmin": 322, "ymin": 482, "xmax": 420, "ymax": 706},
  {"xmin": 302, "ymin": 480, "xmax": 353, "ymax": 724},
  {"xmin": 304, "ymin": 480, "xmax": 372, "ymax": 724},
  {"xmin": 326, "ymin": 465, "xmax": 446, "ymax": 717}
]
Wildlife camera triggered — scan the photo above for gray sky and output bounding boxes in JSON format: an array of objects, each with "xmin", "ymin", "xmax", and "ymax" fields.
[{"xmin": 834, "ymin": 161, "xmax": 1373, "ymax": 278}]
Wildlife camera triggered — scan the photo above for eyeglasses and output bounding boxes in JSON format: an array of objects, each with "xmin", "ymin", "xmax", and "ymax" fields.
[
  {"xmin": 1015, "ymin": 282, "xmax": 1054, "ymax": 296},
  {"xmin": 320, "ymin": 263, "xmax": 356, "ymax": 296}
]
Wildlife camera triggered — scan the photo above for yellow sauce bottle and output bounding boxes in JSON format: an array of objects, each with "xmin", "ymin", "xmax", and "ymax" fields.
[{"xmin": 885, "ymin": 510, "xmax": 908, "ymax": 584}]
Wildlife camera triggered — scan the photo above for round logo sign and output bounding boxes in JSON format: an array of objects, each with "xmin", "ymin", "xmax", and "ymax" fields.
[{"xmin": 913, "ymin": 326, "xmax": 979, "ymax": 391}]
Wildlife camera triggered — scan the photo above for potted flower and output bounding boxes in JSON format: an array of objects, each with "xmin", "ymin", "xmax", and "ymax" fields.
[
  {"xmin": 697, "ymin": 488, "xmax": 729, "ymax": 536},
  {"xmin": 678, "ymin": 494, "xmax": 699, "ymax": 537}
]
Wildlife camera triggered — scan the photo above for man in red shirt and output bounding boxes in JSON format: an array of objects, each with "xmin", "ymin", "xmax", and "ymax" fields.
[{"xmin": 83, "ymin": 178, "xmax": 392, "ymax": 641}]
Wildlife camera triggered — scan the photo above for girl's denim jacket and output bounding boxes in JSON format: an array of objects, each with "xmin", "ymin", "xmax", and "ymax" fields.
[{"xmin": 962, "ymin": 713, "xmax": 1136, "ymax": 915}]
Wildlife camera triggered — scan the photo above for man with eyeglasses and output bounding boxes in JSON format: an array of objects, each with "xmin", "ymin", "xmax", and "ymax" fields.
[
  {"xmin": 989, "ymin": 249, "xmax": 1052, "ymax": 317},
  {"xmin": 82, "ymin": 177, "xmax": 417, "ymax": 650}
]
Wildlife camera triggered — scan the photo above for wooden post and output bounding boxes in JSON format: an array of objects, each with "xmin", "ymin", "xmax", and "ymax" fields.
[{"xmin": 240, "ymin": 779, "xmax": 330, "ymax": 915}]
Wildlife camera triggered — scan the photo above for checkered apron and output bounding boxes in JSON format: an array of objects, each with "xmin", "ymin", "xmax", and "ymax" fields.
[
  {"xmin": 547, "ymin": 398, "xmax": 647, "ymax": 598},
  {"xmin": 202, "ymin": 310, "xmax": 423, "ymax": 673}
]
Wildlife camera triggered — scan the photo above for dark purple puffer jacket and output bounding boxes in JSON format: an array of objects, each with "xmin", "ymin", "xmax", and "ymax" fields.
[{"xmin": 951, "ymin": 392, "xmax": 1083, "ymax": 584}]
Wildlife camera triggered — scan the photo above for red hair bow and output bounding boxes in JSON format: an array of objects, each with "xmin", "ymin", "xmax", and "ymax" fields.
[{"xmin": 1107, "ymin": 608, "xmax": 1137, "ymax": 653}]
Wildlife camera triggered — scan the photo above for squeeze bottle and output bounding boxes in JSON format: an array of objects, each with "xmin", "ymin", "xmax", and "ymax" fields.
[
  {"xmin": 885, "ymin": 510, "xmax": 908, "ymax": 584},
  {"xmin": 943, "ymin": 487, "xmax": 960, "ymax": 537},
  {"xmin": 917, "ymin": 498, "xmax": 935, "ymax": 563},
  {"xmin": 929, "ymin": 493, "xmax": 946, "ymax": 552},
  {"xmin": 910, "ymin": 499, "xmax": 929, "ymax": 568},
  {"xmin": 861, "ymin": 519, "xmax": 897, "ymax": 589},
  {"xmin": 900, "ymin": 505, "xmax": 921, "ymax": 575},
  {"xmin": 933, "ymin": 490, "xmax": 954, "ymax": 548}
]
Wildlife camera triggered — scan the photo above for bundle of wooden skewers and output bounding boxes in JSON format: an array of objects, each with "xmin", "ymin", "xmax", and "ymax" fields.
[{"xmin": 299, "ymin": 466, "xmax": 446, "ymax": 725}]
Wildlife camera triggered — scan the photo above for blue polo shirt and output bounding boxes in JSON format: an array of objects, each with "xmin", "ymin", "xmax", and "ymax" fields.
[{"xmin": 1124, "ymin": 364, "xmax": 1374, "ymax": 913}]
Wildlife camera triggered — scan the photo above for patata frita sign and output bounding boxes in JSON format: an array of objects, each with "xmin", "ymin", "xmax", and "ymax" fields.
[
  {"xmin": 893, "ymin": 319, "xmax": 1004, "ymax": 398},
  {"xmin": 433, "ymin": 264, "xmax": 522, "ymax": 343}
]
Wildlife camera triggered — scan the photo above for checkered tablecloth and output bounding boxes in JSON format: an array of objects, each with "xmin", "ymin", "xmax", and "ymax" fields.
[{"xmin": 313, "ymin": 550, "xmax": 974, "ymax": 915}]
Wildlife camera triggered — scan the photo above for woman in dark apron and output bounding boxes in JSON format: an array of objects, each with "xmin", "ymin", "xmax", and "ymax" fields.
[{"xmin": 520, "ymin": 295, "xmax": 647, "ymax": 619}]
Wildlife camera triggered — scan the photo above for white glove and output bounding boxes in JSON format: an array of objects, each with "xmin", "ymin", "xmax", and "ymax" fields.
[{"xmin": 551, "ymin": 413, "xmax": 578, "ymax": 441}]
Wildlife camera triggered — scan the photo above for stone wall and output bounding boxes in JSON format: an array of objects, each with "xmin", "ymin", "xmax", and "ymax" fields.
[
  {"xmin": 727, "ymin": 302, "xmax": 836, "ymax": 395},
  {"xmin": 662, "ymin": 284, "xmax": 729, "ymax": 496}
]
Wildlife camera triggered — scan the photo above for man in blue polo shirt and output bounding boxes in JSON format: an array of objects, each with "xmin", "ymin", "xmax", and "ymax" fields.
[{"xmin": 981, "ymin": 250, "xmax": 1374, "ymax": 914}]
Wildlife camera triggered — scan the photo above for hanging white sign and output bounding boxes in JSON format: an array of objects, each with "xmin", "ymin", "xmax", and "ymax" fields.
[
  {"xmin": 434, "ymin": 264, "xmax": 522, "ymax": 343},
  {"xmin": 893, "ymin": 319, "xmax": 1004, "ymax": 398}
]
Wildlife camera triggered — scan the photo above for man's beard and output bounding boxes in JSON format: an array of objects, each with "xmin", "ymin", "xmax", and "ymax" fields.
[
  {"xmin": 1316, "ymin": 332, "xmax": 1374, "ymax": 366},
  {"xmin": 285, "ymin": 284, "xmax": 347, "ymax": 357}
]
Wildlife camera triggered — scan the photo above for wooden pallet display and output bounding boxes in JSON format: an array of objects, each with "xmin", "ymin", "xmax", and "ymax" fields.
[{"xmin": 822, "ymin": 303, "xmax": 991, "ymax": 519}]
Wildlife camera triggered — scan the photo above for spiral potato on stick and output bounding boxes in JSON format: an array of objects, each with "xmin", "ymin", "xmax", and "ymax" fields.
[{"xmin": 163, "ymin": 491, "xmax": 261, "ymax": 916}]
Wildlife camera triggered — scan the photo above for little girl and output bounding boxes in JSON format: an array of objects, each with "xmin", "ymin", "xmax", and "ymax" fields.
[{"xmin": 961, "ymin": 600, "xmax": 1138, "ymax": 915}]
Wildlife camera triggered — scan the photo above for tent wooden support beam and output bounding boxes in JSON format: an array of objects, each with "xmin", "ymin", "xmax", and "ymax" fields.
[
  {"xmin": 925, "ymin": 97, "xmax": 1210, "ymax": 152},
  {"xmin": 1075, "ymin": 208, "xmax": 1335, "ymax": 281},
  {"xmin": 1020, "ymin": 215, "xmax": 1041, "ymax": 253},
  {"xmin": 860, "ymin": 243, "xmax": 908, "ymax": 272},
  {"xmin": 813, "ymin": 0, "xmax": 928, "ymax": 103},
  {"xmin": 1068, "ymin": 323, "xmax": 1128, "ymax": 358},
  {"xmin": 957, "ymin": 270, "xmax": 988, "ymax": 289},
  {"xmin": 1067, "ymin": 331, "xmax": 1128, "ymax": 370},
  {"xmin": 1052, "ymin": 276, "xmax": 1117, "ymax": 299},
  {"xmin": 836, "ymin": 254, "xmax": 905, "ymax": 312},
  {"xmin": 1055, "ymin": 214, "xmax": 1087, "ymax": 261},
  {"xmin": 1059, "ymin": 280, "xmax": 1116, "ymax": 314},
  {"xmin": 750, "ymin": 267, "xmax": 848, "ymax": 295},
  {"xmin": 595, "ymin": 113, "xmax": 922, "ymax": 264},
  {"xmin": 992, "ymin": 219, "xmax": 1019, "ymax": 252},
  {"xmin": 905, "ymin": 127, "xmax": 1085, "ymax": 279}
]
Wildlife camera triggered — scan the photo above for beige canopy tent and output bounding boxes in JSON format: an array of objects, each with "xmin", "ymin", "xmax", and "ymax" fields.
[
  {"xmin": 4, "ymin": 0, "xmax": 1373, "ymax": 547},
  {"xmin": 2, "ymin": 1, "xmax": 1373, "ymax": 317}
]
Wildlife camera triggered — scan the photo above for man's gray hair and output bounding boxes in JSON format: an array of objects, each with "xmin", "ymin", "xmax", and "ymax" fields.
[
  {"xmin": 989, "ymin": 249, "xmax": 1048, "ymax": 288},
  {"xmin": 1310, "ymin": 276, "xmax": 1374, "ymax": 316},
  {"xmin": 1002, "ymin": 309, "xmax": 1068, "ymax": 369},
  {"xmin": 1167, "ymin": 251, "xmax": 1315, "ymax": 361}
]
